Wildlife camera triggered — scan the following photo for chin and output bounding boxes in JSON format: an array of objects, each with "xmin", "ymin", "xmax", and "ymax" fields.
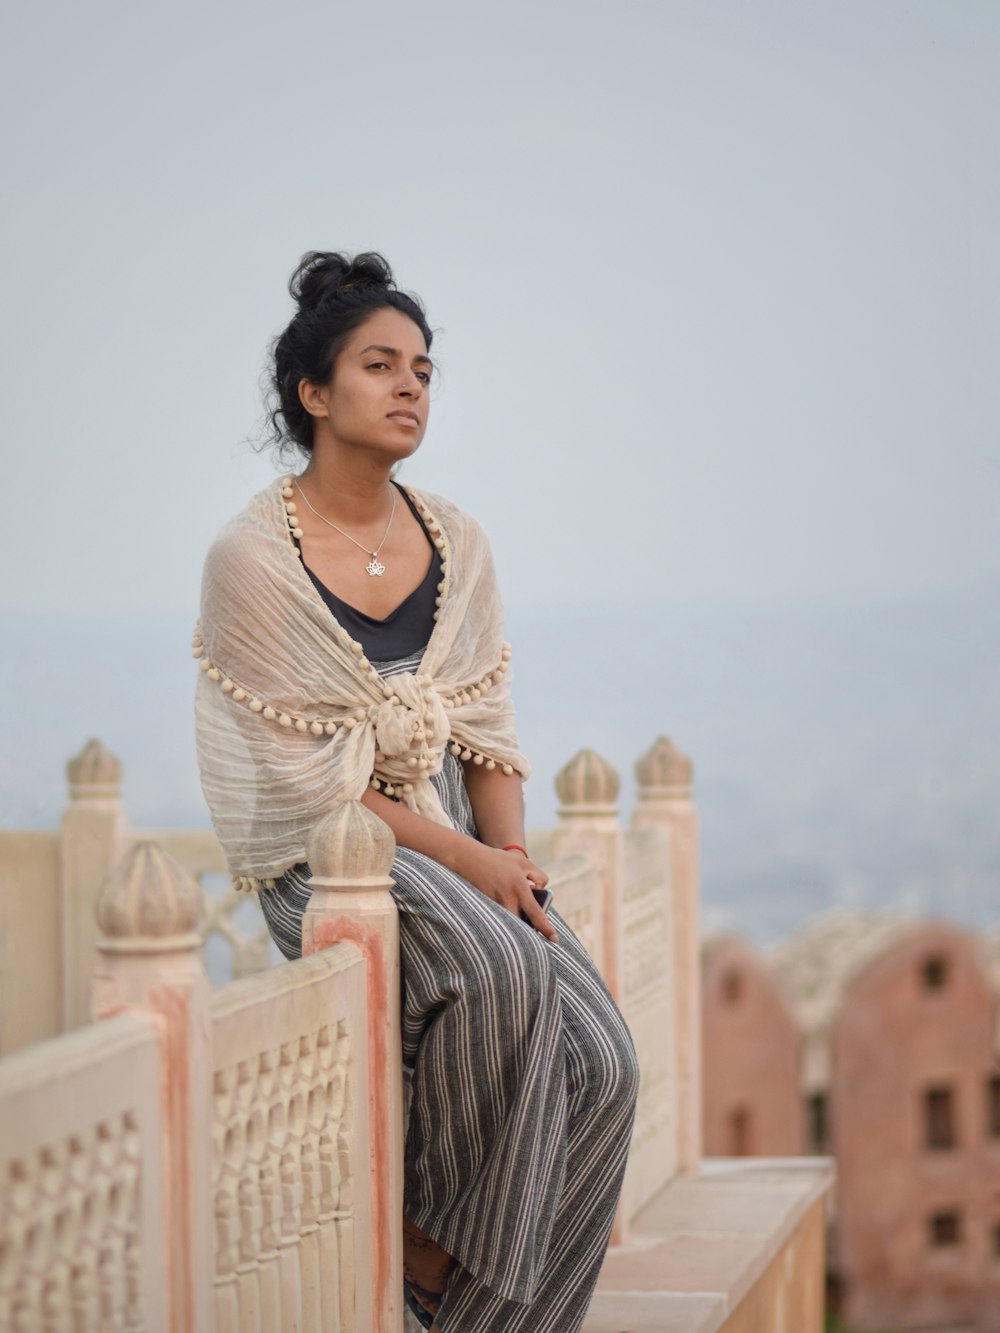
[{"xmin": 385, "ymin": 434, "xmax": 424, "ymax": 463}]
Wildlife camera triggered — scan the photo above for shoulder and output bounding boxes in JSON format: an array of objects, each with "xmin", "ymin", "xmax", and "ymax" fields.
[{"xmin": 202, "ymin": 477, "xmax": 287, "ymax": 581}]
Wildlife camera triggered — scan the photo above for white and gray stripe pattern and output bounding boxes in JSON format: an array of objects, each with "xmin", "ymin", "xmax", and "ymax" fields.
[{"xmin": 258, "ymin": 650, "xmax": 639, "ymax": 1332}]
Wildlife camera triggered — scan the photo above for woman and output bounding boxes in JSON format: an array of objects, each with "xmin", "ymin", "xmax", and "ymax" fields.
[{"xmin": 194, "ymin": 251, "xmax": 639, "ymax": 1332}]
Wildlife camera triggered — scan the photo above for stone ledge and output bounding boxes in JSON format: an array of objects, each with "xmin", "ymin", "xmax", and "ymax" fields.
[{"xmin": 583, "ymin": 1157, "xmax": 834, "ymax": 1333}]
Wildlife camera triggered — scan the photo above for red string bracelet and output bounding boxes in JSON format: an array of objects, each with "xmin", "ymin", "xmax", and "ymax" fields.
[{"xmin": 502, "ymin": 843, "xmax": 528, "ymax": 858}]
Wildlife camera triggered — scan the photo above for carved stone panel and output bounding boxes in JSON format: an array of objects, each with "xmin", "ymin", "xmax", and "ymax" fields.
[
  {"xmin": 0, "ymin": 1013, "xmax": 165, "ymax": 1333},
  {"xmin": 546, "ymin": 854, "xmax": 603, "ymax": 966},
  {"xmin": 210, "ymin": 946, "xmax": 369, "ymax": 1333}
]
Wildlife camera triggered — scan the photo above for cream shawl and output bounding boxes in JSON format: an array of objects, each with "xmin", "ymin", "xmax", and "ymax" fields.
[{"xmin": 193, "ymin": 475, "xmax": 529, "ymax": 890}]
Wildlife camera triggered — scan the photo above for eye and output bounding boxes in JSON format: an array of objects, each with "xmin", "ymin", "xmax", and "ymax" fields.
[
  {"xmin": 367, "ymin": 360, "xmax": 390, "ymax": 371},
  {"xmin": 416, "ymin": 370, "xmax": 432, "ymax": 384}
]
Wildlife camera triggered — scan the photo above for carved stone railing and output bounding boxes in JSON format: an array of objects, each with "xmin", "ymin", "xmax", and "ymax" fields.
[
  {"xmin": 632, "ymin": 736, "xmax": 701, "ymax": 1175},
  {"xmin": 0, "ymin": 739, "xmax": 272, "ymax": 1058},
  {"xmin": 210, "ymin": 951, "xmax": 367, "ymax": 1331},
  {"xmin": 0, "ymin": 737, "xmax": 700, "ymax": 1233},
  {"xmin": 91, "ymin": 839, "xmax": 216, "ymax": 1326},
  {"xmin": 544, "ymin": 854, "xmax": 604, "ymax": 966},
  {"xmin": 0, "ymin": 802, "xmax": 403, "ymax": 1332},
  {"xmin": 550, "ymin": 740, "xmax": 698, "ymax": 1233},
  {"xmin": 0, "ymin": 1011, "xmax": 166, "ymax": 1330},
  {"xmin": 551, "ymin": 748, "xmax": 624, "ymax": 997},
  {"xmin": 62, "ymin": 739, "xmax": 129, "ymax": 1033},
  {"xmin": 303, "ymin": 800, "xmax": 404, "ymax": 1330},
  {"xmin": 0, "ymin": 734, "xmax": 832, "ymax": 1332}
]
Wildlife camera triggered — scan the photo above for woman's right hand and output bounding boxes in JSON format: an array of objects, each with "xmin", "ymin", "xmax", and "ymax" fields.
[
  {"xmin": 457, "ymin": 844, "xmax": 557, "ymax": 942},
  {"xmin": 359, "ymin": 787, "xmax": 557, "ymax": 941}
]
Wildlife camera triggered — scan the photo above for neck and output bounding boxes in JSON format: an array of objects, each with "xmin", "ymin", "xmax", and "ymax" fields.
[{"xmin": 297, "ymin": 448, "xmax": 397, "ymax": 525}]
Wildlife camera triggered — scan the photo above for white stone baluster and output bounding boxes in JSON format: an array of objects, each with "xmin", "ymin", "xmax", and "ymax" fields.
[
  {"xmin": 91, "ymin": 840, "xmax": 215, "ymax": 1332},
  {"xmin": 256, "ymin": 1051, "xmax": 283, "ymax": 1331},
  {"xmin": 212, "ymin": 1065, "xmax": 241, "ymax": 1332},
  {"xmin": 632, "ymin": 737, "xmax": 702, "ymax": 1173},
  {"xmin": 315, "ymin": 1022, "xmax": 344, "ymax": 1333},
  {"xmin": 303, "ymin": 800, "xmax": 403, "ymax": 1333},
  {"xmin": 335, "ymin": 1021, "xmax": 356, "ymax": 1332},
  {"xmin": 234, "ymin": 1080, "xmax": 266, "ymax": 1333},
  {"xmin": 551, "ymin": 749, "xmax": 622, "ymax": 1000},
  {"xmin": 277, "ymin": 1046, "xmax": 305, "ymax": 1327},
  {"xmin": 297, "ymin": 1031, "xmax": 323, "ymax": 1333}
]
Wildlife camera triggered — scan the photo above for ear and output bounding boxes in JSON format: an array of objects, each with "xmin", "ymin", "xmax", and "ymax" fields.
[{"xmin": 298, "ymin": 377, "xmax": 331, "ymax": 420}]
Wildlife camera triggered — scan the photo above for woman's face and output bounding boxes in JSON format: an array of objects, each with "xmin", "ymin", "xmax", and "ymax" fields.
[{"xmin": 300, "ymin": 306, "xmax": 433, "ymax": 464}]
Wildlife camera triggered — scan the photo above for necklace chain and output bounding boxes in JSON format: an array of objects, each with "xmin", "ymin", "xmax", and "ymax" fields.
[{"xmin": 294, "ymin": 480, "xmax": 397, "ymax": 577}]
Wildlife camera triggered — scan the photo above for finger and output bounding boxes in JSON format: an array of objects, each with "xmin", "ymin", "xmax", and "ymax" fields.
[
  {"xmin": 523, "ymin": 861, "xmax": 548, "ymax": 890},
  {"xmin": 517, "ymin": 885, "xmax": 558, "ymax": 942},
  {"xmin": 498, "ymin": 889, "xmax": 521, "ymax": 914}
]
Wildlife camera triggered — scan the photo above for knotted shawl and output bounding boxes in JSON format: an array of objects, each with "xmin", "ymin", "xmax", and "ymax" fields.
[{"xmin": 193, "ymin": 475, "xmax": 529, "ymax": 890}]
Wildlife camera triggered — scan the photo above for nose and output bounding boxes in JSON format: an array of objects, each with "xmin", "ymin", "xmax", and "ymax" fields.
[{"xmin": 396, "ymin": 367, "xmax": 424, "ymax": 398}]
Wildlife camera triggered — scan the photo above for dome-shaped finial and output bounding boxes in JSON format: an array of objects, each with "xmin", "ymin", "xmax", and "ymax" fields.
[
  {"xmin": 635, "ymin": 736, "xmax": 693, "ymax": 797},
  {"xmin": 306, "ymin": 800, "xmax": 396, "ymax": 882},
  {"xmin": 67, "ymin": 739, "xmax": 123, "ymax": 801},
  {"xmin": 555, "ymin": 749, "xmax": 620, "ymax": 814},
  {"xmin": 96, "ymin": 841, "xmax": 204, "ymax": 949}
]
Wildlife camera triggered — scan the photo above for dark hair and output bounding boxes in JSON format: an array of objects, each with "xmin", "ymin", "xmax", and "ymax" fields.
[{"xmin": 262, "ymin": 250, "xmax": 433, "ymax": 461}]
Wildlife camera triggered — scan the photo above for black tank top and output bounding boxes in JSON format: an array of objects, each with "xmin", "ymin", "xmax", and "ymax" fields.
[{"xmin": 292, "ymin": 481, "xmax": 442, "ymax": 660}]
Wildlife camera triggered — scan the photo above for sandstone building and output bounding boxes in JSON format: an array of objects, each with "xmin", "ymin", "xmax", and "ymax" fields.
[
  {"xmin": 702, "ymin": 933, "xmax": 803, "ymax": 1157},
  {"xmin": 702, "ymin": 910, "xmax": 1000, "ymax": 1331}
]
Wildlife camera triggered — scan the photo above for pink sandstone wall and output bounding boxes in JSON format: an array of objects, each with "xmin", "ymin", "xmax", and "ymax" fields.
[
  {"xmin": 721, "ymin": 1195, "xmax": 827, "ymax": 1333},
  {"xmin": 832, "ymin": 923, "xmax": 1000, "ymax": 1330},
  {"xmin": 701, "ymin": 935, "xmax": 805, "ymax": 1158}
]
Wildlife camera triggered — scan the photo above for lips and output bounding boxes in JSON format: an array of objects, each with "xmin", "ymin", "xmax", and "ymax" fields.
[{"xmin": 388, "ymin": 411, "xmax": 420, "ymax": 426}]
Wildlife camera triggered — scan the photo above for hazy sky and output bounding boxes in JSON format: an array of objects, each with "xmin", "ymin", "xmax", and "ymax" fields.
[
  {"xmin": 2, "ymin": 3, "xmax": 998, "ymax": 949},
  {"xmin": 2, "ymin": 0, "xmax": 997, "ymax": 622}
]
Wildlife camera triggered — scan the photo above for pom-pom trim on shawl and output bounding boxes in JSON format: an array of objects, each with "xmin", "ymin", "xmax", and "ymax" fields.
[{"xmin": 192, "ymin": 625, "xmax": 514, "ymax": 737}]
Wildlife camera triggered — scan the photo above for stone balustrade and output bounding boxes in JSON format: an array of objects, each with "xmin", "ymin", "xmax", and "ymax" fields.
[
  {"xmin": 3, "ymin": 798, "xmax": 404, "ymax": 1331},
  {"xmin": 0, "ymin": 736, "xmax": 832, "ymax": 1331}
]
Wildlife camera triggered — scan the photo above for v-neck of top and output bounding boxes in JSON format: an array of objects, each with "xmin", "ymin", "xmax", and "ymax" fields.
[{"xmin": 292, "ymin": 481, "xmax": 443, "ymax": 659}]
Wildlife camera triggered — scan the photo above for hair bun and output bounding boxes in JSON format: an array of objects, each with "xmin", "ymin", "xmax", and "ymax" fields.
[{"xmin": 290, "ymin": 250, "xmax": 395, "ymax": 311}]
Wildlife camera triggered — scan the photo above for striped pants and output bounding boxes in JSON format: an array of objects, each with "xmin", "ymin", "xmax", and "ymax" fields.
[{"xmin": 260, "ymin": 757, "xmax": 639, "ymax": 1331}]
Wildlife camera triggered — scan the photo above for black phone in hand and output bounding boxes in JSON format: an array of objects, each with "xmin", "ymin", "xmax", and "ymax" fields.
[{"xmin": 521, "ymin": 886, "xmax": 554, "ymax": 923}]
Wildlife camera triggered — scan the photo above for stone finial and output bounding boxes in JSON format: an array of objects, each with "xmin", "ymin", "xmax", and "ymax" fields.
[
  {"xmin": 635, "ymin": 736, "xmax": 693, "ymax": 797},
  {"xmin": 96, "ymin": 841, "xmax": 203, "ymax": 949},
  {"xmin": 555, "ymin": 749, "xmax": 620, "ymax": 814},
  {"xmin": 67, "ymin": 738, "xmax": 123, "ymax": 801},
  {"xmin": 306, "ymin": 799, "xmax": 396, "ymax": 883}
]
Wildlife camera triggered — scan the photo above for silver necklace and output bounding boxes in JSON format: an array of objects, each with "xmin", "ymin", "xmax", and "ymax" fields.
[{"xmin": 294, "ymin": 481, "xmax": 397, "ymax": 577}]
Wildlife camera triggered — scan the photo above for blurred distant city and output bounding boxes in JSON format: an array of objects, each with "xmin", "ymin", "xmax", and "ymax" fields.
[{"xmin": 5, "ymin": 586, "xmax": 996, "ymax": 946}]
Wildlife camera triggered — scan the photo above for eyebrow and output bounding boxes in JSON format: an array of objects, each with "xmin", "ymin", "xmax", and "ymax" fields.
[{"xmin": 358, "ymin": 343, "xmax": 434, "ymax": 367}]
